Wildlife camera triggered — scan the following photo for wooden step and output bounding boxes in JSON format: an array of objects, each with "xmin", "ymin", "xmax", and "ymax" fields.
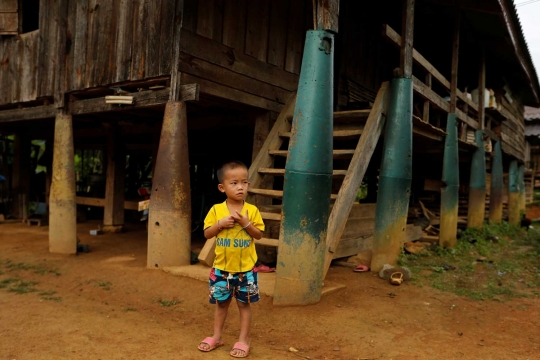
[
  {"xmin": 249, "ymin": 188, "xmax": 338, "ymax": 200},
  {"xmin": 269, "ymin": 149, "xmax": 356, "ymax": 158},
  {"xmin": 279, "ymin": 129, "xmax": 363, "ymax": 138},
  {"xmin": 285, "ymin": 109, "xmax": 371, "ymax": 122},
  {"xmin": 256, "ymin": 238, "xmax": 279, "ymax": 247},
  {"xmin": 258, "ymin": 168, "xmax": 348, "ymax": 177},
  {"xmin": 333, "ymin": 109, "xmax": 371, "ymax": 120},
  {"xmin": 261, "ymin": 212, "xmax": 282, "ymax": 221}
]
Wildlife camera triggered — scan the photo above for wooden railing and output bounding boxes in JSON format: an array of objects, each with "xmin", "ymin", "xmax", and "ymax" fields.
[{"xmin": 383, "ymin": 24, "xmax": 486, "ymax": 140}]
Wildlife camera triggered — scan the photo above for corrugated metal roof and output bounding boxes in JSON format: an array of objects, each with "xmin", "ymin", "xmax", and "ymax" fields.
[
  {"xmin": 500, "ymin": 0, "xmax": 540, "ymax": 106},
  {"xmin": 525, "ymin": 106, "xmax": 540, "ymax": 121},
  {"xmin": 526, "ymin": 123, "xmax": 540, "ymax": 137}
]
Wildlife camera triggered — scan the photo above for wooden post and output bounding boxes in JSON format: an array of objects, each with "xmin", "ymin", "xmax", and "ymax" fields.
[
  {"xmin": 400, "ymin": 0, "xmax": 415, "ymax": 78},
  {"xmin": 423, "ymin": 73, "xmax": 431, "ymax": 123},
  {"xmin": 467, "ymin": 50, "xmax": 487, "ymax": 228},
  {"xmin": 12, "ymin": 133, "xmax": 31, "ymax": 220},
  {"xmin": 103, "ymin": 127, "xmax": 126, "ymax": 232},
  {"xmin": 489, "ymin": 141, "xmax": 504, "ymax": 223},
  {"xmin": 147, "ymin": 102, "xmax": 192, "ymax": 268},
  {"xmin": 251, "ymin": 112, "xmax": 272, "ymax": 208},
  {"xmin": 508, "ymin": 159, "xmax": 520, "ymax": 225},
  {"xmin": 49, "ymin": 112, "xmax": 77, "ymax": 254},
  {"xmin": 439, "ymin": 10, "xmax": 460, "ymax": 248}
]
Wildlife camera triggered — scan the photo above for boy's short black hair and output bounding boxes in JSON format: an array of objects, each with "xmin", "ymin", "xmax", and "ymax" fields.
[{"xmin": 217, "ymin": 161, "xmax": 248, "ymax": 183}]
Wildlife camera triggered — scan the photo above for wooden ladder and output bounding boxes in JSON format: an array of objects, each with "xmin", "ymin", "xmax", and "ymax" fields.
[{"xmin": 247, "ymin": 83, "xmax": 389, "ymax": 277}]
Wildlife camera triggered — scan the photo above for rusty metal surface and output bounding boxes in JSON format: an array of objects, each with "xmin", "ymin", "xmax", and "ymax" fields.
[
  {"xmin": 147, "ymin": 101, "xmax": 191, "ymax": 268},
  {"xmin": 49, "ymin": 113, "xmax": 77, "ymax": 254}
]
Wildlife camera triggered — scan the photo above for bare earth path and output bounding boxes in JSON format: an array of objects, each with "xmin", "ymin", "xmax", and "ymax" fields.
[{"xmin": 0, "ymin": 222, "xmax": 539, "ymax": 360}]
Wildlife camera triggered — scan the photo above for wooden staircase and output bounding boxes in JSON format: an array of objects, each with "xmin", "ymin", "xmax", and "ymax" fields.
[{"xmin": 247, "ymin": 83, "xmax": 389, "ymax": 278}]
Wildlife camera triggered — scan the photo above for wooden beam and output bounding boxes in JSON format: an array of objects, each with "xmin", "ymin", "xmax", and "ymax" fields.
[
  {"xmin": 182, "ymin": 74, "xmax": 283, "ymax": 113},
  {"xmin": 323, "ymin": 82, "xmax": 389, "ymax": 279},
  {"xmin": 478, "ymin": 49, "xmax": 486, "ymax": 130},
  {"xmin": 0, "ymin": 105, "xmax": 57, "ymax": 122},
  {"xmin": 54, "ymin": 0, "xmax": 69, "ymax": 108},
  {"xmin": 384, "ymin": 24, "xmax": 478, "ymax": 113},
  {"xmin": 412, "ymin": 76, "xmax": 478, "ymax": 129},
  {"xmin": 449, "ymin": 10, "xmax": 460, "ymax": 113},
  {"xmin": 76, "ymin": 196, "xmax": 139, "ymax": 211},
  {"xmin": 169, "ymin": 0, "xmax": 185, "ymax": 101},
  {"xmin": 400, "ymin": 0, "xmax": 415, "ymax": 78},
  {"xmin": 69, "ymin": 85, "xmax": 198, "ymax": 116},
  {"xmin": 423, "ymin": 73, "xmax": 431, "ymax": 123},
  {"xmin": 103, "ymin": 127, "xmax": 126, "ymax": 229},
  {"xmin": 316, "ymin": 0, "xmax": 340, "ymax": 33}
]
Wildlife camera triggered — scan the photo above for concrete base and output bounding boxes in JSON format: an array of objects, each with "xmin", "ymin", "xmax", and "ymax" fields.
[{"xmin": 163, "ymin": 264, "xmax": 346, "ymax": 298}]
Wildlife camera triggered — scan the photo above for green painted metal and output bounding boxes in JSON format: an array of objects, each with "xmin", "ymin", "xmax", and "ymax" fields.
[
  {"xmin": 518, "ymin": 163, "xmax": 526, "ymax": 213},
  {"xmin": 467, "ymin": 130, "xmax": 486, "ymax": 228},
  {"xmin": 508, "ymin": 159, "xmax": 520, "ymax": 225},
  {"xmin": 509, "ymin": 160, "xmax": 519, "ymax": 192},
  {"xmin": 470, "ymin": 130, "xmax": 487, "ymax": 189},
  {"xmin": 274, "ymin": 30, "xmax": 334, "ymax": 306},
  {"xmin": 489, "ymin": 141, "xmax": 504, "ymax": 223},
  {"xmin": 439, "ymin": 113, "xmax": 459, "ymax": 248},
  {"xmin": 371, "ymin": 78, "xmax": 413, "ymax": 272}
]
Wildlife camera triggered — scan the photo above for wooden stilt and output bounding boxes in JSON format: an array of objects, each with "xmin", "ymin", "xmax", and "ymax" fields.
[
  {"xmin": 147, "ymin": 102, "xmax": 192, "ymax": 268},
  {"xmin": 12, "ymin": 133, "xmax": 30, "ymax": 220},
  {"xmin": 49, "ymin": 113, "xmax": 77, "ymax": 254},
  {"xmin": 103, "ymin": 127, "xmax": 126, "ymax": 232},
  {"xmin": 251, "ymin": 112, "xmax": 272, "ymax": 208}
]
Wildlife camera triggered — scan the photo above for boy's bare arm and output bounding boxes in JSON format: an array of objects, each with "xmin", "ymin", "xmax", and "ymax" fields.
[{"xmin": 204, "ymin": 216, "xmax": 235, "ymax": 239}]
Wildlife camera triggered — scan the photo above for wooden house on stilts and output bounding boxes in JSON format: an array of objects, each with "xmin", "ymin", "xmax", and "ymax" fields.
[{"xmin": 0, "ymin": 0, "xmax": 538, "ymax": 305}]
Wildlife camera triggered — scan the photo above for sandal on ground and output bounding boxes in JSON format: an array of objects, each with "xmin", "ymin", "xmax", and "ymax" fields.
[
  {"xmin": 390, "ymin": 272, "xmax": 404, "ymax": 286},
  {"xmin": 230, "ymin": 342, "xmax": 250, "ymax": 358},
  {"xmin": 353, "ymin": 264, "xmax": 369, "ymax": 272},
  {"xmin": 255, "ymin": 264, "xmax": 275, "ymax": 273},
  {"xmin": 198, "ymin": 337, "xmax": 223, "ymax": 352}
]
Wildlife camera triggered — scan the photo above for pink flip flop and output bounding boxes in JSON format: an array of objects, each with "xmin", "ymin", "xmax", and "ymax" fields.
[
  {"xmin": 254, "ymin": 264, "xmax": 275, "ymax": 273},
  {"xmin": 230, "ymin": 342, "xmax": 250, "ymax": 358},
  {"xmin": 353, "ymin": 264, "xmax": 370, "ymax": 272},
  {"xmin": 198, "ymin": 337, "xmax": 224, "ymax": 352}
]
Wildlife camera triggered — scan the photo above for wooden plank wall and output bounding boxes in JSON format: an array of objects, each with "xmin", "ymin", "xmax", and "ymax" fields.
[
  {"xmin": 178, "ymin": 0, "xmax": 312, "ymax": 108},
  {"xmin": 500, "ymin": 97, "xmax": 526, "ymax": 161},
  {"xmin": 0, "ymin": 30, "xmax": 39, "ymax": 105}
]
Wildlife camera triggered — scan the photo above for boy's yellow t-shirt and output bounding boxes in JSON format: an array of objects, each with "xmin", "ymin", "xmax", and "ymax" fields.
[{"xmin": 203, "ymin": 201, "xmax": 265, "ymax": 273}]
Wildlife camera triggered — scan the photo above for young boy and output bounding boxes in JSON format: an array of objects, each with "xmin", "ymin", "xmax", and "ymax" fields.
[{"xmin": 198, "ymin": 161, "xmax": 265, "ymax": 358}]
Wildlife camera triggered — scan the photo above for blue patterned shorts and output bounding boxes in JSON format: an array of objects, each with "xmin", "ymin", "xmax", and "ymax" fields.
[{"xmin": 208, "ymin": 268, "xmax": 260, "ymax": 304}]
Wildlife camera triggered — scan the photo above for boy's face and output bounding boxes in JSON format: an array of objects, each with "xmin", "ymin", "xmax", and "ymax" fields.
[{"xmin": 218, "ymin": 167, "xmax": 250, "ymax": 201}]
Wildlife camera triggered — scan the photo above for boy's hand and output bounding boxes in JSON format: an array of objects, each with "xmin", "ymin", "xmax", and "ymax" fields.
[
  {"xmin": 218, "ymin": 216, "xmax": 235, "ymax": 228},
  {"xmin": 232, "ymin": 210, "xmax": 249, "ymax": 228}
]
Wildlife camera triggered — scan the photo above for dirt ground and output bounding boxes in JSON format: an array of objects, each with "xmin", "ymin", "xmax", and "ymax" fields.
[{"xmin": 1, "ymin": 221, "xmax": 539, "ymax": 360}]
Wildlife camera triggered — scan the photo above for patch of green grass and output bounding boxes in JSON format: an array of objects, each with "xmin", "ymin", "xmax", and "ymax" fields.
[
  {"xmin": 97, "ymin": 281, "xmax": 112, "ymax": 290},
  {"xmin": 1, "ymin": 259, "xmax": 61, "ymax": 276},
  {"xmin": 39, "ymin": 290, "xmax": 57, "ymax": 296},
  {"xmin": 0, "ymin": 278, "xmax": 20, "ymax": 288},
  {"xmin": 157, "ymin": 298, "xmax": 181, "ymax": 307},
  {"xmin": 7, "ymin": 280, "xmax": 38, "ymax": 294},
  {"xmin": 124, "ymin": 307, "xmax": 138, "ymax": 312},
  {"xmin": 400, "ymin": 222, "xmax": 540, "ymax": 301}
]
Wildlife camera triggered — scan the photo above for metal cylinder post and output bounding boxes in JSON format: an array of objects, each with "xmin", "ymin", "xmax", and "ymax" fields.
[
  {"xmin": 467, "ymin": 130, "xmax": 486, "ymax": 228},
  {"xmin": 489, "ymin": 141, "xmax": 503, "ymax": 223},
  {"xmin": 371, "ymin": 78, "xmax": 413, "ymax": 272},
  {"xmin": 147, "ymin": 101, "xmax": 192, "ymax": 269},
  {"xmin": 439, "ymin": 113, "xmax": 459, "ymax": 248},
  {"xmin": 518, "ymin": 163, "xmax": 526, "ymax": 214},
  {"xmin": 508, "ymin": 160, "xmax": 520, "ymax": 225},
  {"xmin": 49, "ymin": 113, "xmax": 77, "ymax": 254},
  {"xmin": 273, "ymin": 30, "xmax": 334, "ymax": 306}
]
